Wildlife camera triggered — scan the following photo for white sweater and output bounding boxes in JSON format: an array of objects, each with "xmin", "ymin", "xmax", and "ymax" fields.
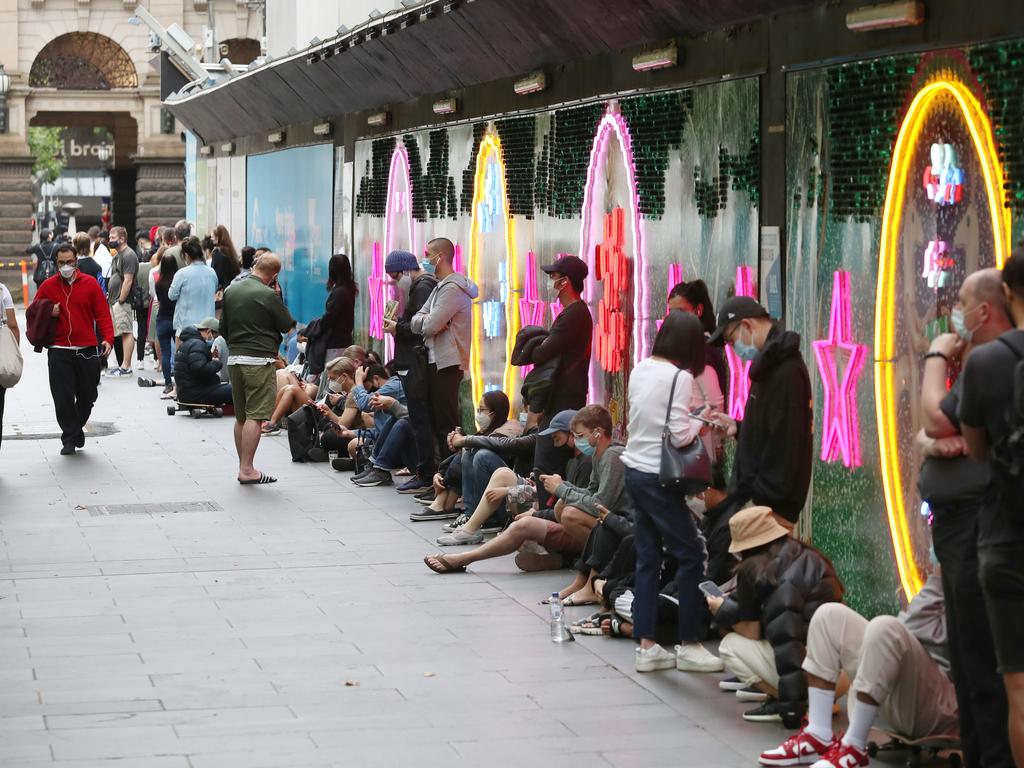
[{"xmin": 622, "ymin": 357, "xmax": 702, "ymax": 474}]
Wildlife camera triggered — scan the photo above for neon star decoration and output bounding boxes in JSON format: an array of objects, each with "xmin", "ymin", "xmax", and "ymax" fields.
[
  {"xmin": 813, "ymin": 270, "xmax": 867, "ymax": 468},
  {"xmin": 595, "ymin": 208, "xmax": 630, "ymax": 373},
  {"xmin": 876, "ymin": 75, "xmax": 1011, "ymax": 600},
  {"xmin": 724, "ymin": 265, "xmax": 756, "ymax": 420},
  {"xmin": 578, "ymin": 107, "xmax": 648, "ymax": 396},
  {"xmin": 468, "ymin": 131, "xmax": 520, "ymax": 406}
]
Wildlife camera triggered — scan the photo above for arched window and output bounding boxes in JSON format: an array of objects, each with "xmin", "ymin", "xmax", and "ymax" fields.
[{"xmin": 30, "ymin": 32, "xmax": 138, "ymax": 89}]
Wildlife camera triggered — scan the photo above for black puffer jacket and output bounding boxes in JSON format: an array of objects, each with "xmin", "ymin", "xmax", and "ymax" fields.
[
  {"xmin": 393, "ymin": 273, "xmax": 437, "ymax": 377},
  {"xmin": 727, "ymin": 325, "xmax": 813, "ymax": 524},
  {"xmin": 461, "ymin": 427, "xmax": 541, "ymax": 477},
  {"xmin": 715, "ymin": 538, "xmax": 843, "ymax": 726},
  {"xmin": 174, "ymin": 326, "xmax": 222, "ymax": 394}
]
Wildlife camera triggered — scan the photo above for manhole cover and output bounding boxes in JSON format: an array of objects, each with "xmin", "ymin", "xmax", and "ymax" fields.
[
  {"xmin": 84, "ymin": 501, "xmax": 222, "ymax": 516},
  {"xmin": 3, "ymin": 421, "xmax": 117, "ymax": 441}
]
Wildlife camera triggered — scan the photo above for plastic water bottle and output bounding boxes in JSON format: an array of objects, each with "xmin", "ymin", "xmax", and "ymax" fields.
[{"xmin": 549, "ymin": 593, "xmax": 566, "ymax": 642}]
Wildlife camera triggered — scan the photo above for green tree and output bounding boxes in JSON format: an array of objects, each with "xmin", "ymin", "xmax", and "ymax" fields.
[{"xmin": 28, "ymin": 126, "xmax": 65, "ymax": 184}]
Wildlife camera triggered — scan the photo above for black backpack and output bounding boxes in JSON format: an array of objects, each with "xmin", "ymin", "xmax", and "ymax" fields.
[
  {"xmin": 287, "ymin": 404, "xmax": 324, "ymax": 462},
  {"xmin": 32, "ymin": 242, "xmax": 56, "ymax": 285},
  {"xmin": 994, "ymin": 333, "xmax": 1024, "ymax": 500}
]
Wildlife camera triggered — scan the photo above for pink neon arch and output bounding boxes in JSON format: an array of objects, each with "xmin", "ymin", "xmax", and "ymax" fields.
[
  {"xmin": 578, "ymin": 109, "xmax": 648, "ymax": 396},
  {"xmin": 373, "ymin": 143, "xmax": 416, "ymax": 359},
  {"xmin": 724, "ymin": 265, "xmax": 756, "ymax": 420}
]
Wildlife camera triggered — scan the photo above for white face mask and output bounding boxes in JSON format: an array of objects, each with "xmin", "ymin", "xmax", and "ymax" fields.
[
  {"xmin": 297, "ymin": 341, "xmax": 307, "ymax": 354},
  {"xmin": 475, "ymin": 410, "xmax": 491, "ymax": 430},
  {"xmin": 686, "ymin": 497, "xmax": 707, "ymax": 518},
  {"xmin": 396, "ymin": 273, "xmax": 413, "ymax": 294},
  {"xmin": 327, "ymin": 378, "xmax": 345, "ymax": 394},
  {"xmin": 58, "ymin": 264, "xmax": 76, "ymax": 281}
]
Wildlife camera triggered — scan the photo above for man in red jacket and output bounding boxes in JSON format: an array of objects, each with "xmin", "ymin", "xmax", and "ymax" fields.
[{"xmin": 32, "ymin": 243, "xmax": 114, "ymax": 455}]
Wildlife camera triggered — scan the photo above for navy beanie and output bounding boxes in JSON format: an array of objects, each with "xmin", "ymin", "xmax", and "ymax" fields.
[{"xmin": 385, "ymin": 249, "xmax": 419, "ymax": 273}]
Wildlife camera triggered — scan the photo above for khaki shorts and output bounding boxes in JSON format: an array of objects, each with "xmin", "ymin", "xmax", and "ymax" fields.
[
  {"xmin": 228, "ymin": 363, "xmax": 276, "ymax": 422},
  {"xmin": 111, "ymin": 302, "xmax": 134, "ymax": 336}
]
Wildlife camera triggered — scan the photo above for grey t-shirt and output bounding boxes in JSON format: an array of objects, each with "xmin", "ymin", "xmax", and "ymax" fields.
[{"xmin": 107, "ymin": 246, "xmax": 139, "ymax": 305}]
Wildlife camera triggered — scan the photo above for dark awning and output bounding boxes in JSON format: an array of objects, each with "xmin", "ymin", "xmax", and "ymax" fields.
[{"xmin": 167, "ymin": 0, "xmax": 819, "ymax": 143}]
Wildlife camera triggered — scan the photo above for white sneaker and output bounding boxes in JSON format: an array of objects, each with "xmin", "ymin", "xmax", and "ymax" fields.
[
  {"xmin": 635, "ymin": 643, "xmax": 676, "ymax": 673},
  {"xmin": 436, "ymin": 528, "xmax": 484, "ymax": 546},
  {"xmin": 675, "ymin": 642, "xmax": 725, "ymax": 672}
]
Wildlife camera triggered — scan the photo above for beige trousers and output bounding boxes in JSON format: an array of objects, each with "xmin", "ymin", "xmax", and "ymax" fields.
[
  {"xmin": 719, "ymin": 632, "xmax": 779, "ymax": 689},
  {"xmin": 802, "ymin": 603, "xmax": 959, "ymax": 738}
]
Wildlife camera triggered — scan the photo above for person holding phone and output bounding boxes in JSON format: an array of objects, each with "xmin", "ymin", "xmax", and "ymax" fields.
[{"xmin": 709, "ymin": 506, "xmax": 843, "ymax": 725}]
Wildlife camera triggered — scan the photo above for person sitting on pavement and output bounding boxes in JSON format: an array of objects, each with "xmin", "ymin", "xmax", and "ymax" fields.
[
  {"xmin": 757, "ymin": 572, "xmax": 957, "ymax": 768},
  {"xmin": 708, "ymin": 506, "xmax": 844, "ymax": 726},
  {"xmin": 425, "ymin": 408, "xmax": 586, "ymax": 537},
  {"xmin": 329, "ymin": 363, "xmax": 406, "ymax": 478},
  {"xmin": 195, "ymin": 317, "xmax": 231, "ymax": 384},
  {"xmin": 173, "ymin": 325, "xmax": 232, "ymax": 407},
  {"xmin": 425, "ymin": 405, "xmax": 626, "ymax": 574},
  {"xmin": 381, "ymin": 390, "xmax": 521, "ymax": 509}
]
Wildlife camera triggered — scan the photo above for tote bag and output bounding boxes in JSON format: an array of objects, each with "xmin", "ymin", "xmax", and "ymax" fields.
[{"xmin": 0, "ymin": 324, "xmax": 23, "ymax": 388}]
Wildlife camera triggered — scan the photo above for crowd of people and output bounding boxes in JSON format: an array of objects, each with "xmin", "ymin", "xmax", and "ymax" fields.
[{"xmin": 9, "ymin": 222, "xmax": 1024, "ymax": 768}]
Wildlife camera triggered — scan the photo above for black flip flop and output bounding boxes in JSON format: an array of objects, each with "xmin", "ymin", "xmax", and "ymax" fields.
[{"xmin": 239, "ymin": 473, "xmax": 277, "ymax": 485}]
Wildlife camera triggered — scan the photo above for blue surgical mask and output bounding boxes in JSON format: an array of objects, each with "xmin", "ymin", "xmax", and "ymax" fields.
[
  {"xmin": 732, "ymin": 325, "xmax": 758, "ymax": 362},
  {"xmin": 420, "ymin": 258, "xmax": 436, "ymax": 275},
  {"xmin": 951, "ymin": 306, "xmax": 977, "ymax": 344},
  {"xmin": 575, "ymin": 434, "xmax": 597, "ymax": 457},
  {"xmin": 205, "ymin": 338, "xmax": 214, "ymax": 348}
]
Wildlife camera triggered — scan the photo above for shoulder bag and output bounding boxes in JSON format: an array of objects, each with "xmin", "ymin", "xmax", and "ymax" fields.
[
  {"xmin": 0, "ymin": 323, "xmax": 24, "ymax": 388},
  {"xmin": 658, "ymin": 369, "xmax": 711, "ymax": 496}
]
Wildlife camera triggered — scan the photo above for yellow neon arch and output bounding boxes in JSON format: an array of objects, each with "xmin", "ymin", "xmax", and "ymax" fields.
[
  {"xmin": 468, "ymin": 131, "xmax": 520, "ymax": 407},
  {"xmin": 875, "ymin": 75, "xmax": 1011, "ymax": 599}
]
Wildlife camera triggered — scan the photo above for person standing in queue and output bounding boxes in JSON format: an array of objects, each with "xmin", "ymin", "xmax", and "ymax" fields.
[
  {"xmin": 382, "ymin": 249, "xmax": 437, "ymax": 493},
  {"xmin": 31, "ymin": 244, "xmax": 114, "ymax": 455},
  {"xmin": 705, "ymin": 296, "xmax": 813, "ymax": 584},
  {"xmin": 221, "ymin": 253, "xmax": 294, "ymax": 485},
  {"xmin": 409, "ymin": 238, "xmax": 478, "ymax": 469}
]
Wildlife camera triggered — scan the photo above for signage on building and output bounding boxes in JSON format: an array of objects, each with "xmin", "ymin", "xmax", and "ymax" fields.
[{"xmin": 61, "ymin": 128, "xmax": 114, "ymax": 169}]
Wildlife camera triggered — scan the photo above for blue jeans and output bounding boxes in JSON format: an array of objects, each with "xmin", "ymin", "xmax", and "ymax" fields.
[
  {"xmin": 462, "ymin": 448, "xmax": 509, "ymax": 521},
  {"xmin": 372, "ymin": 419, "xmax": 418, "ymax": 472},
  {"xmin": 625, "ymin": 467, "xmax": 704, "ymax": 643},
  {"xmin": 156, "ymin": 316, "xmax": 175, "ymax": 388}
]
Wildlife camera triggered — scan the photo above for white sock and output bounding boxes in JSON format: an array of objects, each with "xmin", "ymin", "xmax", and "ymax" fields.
[
  {"xmin": 843, "ymin": 699, "xmax": 879, "ymax": 751},
  {"xmin": 805, "ymin": 687, "xmax": 835, "ymax": 742}
]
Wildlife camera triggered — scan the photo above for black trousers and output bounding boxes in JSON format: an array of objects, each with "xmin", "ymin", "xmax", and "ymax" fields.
[
  {"xmin": 401, "ymin": 372, "xmax": 437, "ymax": 480},
  {"xmin": 47, "ymin": 348, "xmax": 101, "ymax": 447},
  {"xmin": 179, "ymin": 383, "xmax": 233, "ymax": 407},
  {"xmin": 427, "ymin": 363, "xmax": 463, "ymax": 465},
  {"xmin": 931, "ymin": 500, "xmax": 1013, "ymax": 768},
  {"xmin": 575, "ymin": 520, "xmax": 626, "ymax": 576}
]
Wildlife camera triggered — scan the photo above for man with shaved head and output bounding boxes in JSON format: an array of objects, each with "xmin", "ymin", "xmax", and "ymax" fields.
[
  {"xmin": 918, "ymin": 267, "xmax": 1013, "ymax": 768},
  {"xmin": 222, "ymin": 251, "xmax": 294, "ymax": 484},
  {"xmin": 407, "ymin": 237, "xmax": 479, "ymax": 509}
]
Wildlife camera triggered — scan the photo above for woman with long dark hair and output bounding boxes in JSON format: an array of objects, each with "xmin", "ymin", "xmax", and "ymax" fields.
[
  {"xmin": 210, "ymin": 224, "xmax": 241, "ymax": 289},
  {"xmin": 668, "ymin": 279, "xmax": 728, "ymax": 395},
  {"xmin": 622, "ymin": 310, "xmax": 724, "ymax": 675},
  {"xmin": 322, "ymin": 253, "xmax": 358, "ymax": 362},
  {"xmin": 154, "ymin": 252, "xmax": 180, "ymax": 396}
]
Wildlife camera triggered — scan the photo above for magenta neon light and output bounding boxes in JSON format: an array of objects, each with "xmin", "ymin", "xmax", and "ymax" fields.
[
  {"xmin": 813, "ymin": 270, "xmax": 868, "ymax": 467},
  {"xmin": 518, "ymin": 251, "xmax": 548, "ymax": 375},
  {"xmin": 657, "ymin": 264, "xmax": 686, "ymax": 330},
  {"xmin": 724, "ymin": 265, "xmax": 756, "ymax": 420},
  {"xmin": 380, "ymin": 143, "xmax": 416, "ymax": 360},
  {"xmin": 453, "ymin": 244, "xmax": 463, "ymax": 274},
  {"xmin": 577, "ymin": 108, "xmax": 648, "ymax": 396},
  {"xmin": 367, "ymin": 241, "xmax": 386, "ymax": 341}
]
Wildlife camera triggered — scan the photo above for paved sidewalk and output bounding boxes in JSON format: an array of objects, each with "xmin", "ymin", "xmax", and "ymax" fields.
[{"xmin": 0, "ymin": 343, "xmax": 781, "ymax": 767}]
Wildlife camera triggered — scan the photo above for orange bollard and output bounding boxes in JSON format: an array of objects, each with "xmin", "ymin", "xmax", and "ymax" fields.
[{"xmin": 20, "ymin": 259, "xmax": 29, "ymax": 306}]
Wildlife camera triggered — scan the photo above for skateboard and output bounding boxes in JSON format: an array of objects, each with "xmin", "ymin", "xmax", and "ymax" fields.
[
  {"xmin": 166, "ymin": 401, "xmax": 223, "ymax": 419},
  {"xmin": 867, "ymin": 730, "xmax": 961, "ymax": 768}
]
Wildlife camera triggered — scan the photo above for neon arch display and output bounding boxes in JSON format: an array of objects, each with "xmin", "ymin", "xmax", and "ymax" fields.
[
  {"xmin": 875, "ymin": 75, "xmax": 1011, "ymax": 600},
  {"xmin": 468, "ymin": 131, "xmax": 519, "ymax": 406},
  {"xmin": 813, "ymin": 270, "xmax": 867, "ymax": 468},
  {"xmin": 367, "ymin": 143, "xmax": 416, "ymax": 360},
  {"xmin": 578, "ymin": 108, "xmax": 648, "ymax": 396}
]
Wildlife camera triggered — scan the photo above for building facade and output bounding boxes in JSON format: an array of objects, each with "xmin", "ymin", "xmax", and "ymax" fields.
[{"xmin": 0, "ymin": 0, "xmax": 262, "ymax": 257}]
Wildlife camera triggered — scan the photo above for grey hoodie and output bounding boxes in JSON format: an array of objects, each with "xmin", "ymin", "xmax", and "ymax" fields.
[{"xmin": 410, "ymin": 272, "xmax": 479, "ymax": 371}]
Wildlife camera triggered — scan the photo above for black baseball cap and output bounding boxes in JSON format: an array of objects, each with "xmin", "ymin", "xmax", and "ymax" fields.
[
  {"xmin": 540, "ymin": 254, "xmax": 588, "ymax": 285},
  {"xmin": 708, "ymin": 296, "xmax": 770, "ymax": 346}
]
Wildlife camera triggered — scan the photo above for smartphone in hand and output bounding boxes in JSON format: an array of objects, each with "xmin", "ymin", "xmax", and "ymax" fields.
[{"xmin": 698, "ymin": 580, "xmax": 725, "ymax": 599}]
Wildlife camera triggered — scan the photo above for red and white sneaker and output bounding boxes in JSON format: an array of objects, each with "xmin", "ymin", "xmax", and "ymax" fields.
[
  {"xmin": 759, "ymin": 727, "xmax": 837, "ymax": 766},
  {"xmin": 810, "ymin": 740, "xmax": 869, "ymax": 768}
]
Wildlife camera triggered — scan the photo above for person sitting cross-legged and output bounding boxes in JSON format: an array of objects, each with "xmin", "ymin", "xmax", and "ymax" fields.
[
  {"xmin": 424, "ymin": 405, "xmax": 627, "ymax": 574},
  {"xmin": 757, "ymin": 572, "xmax": 958, "ymax": 768}
]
